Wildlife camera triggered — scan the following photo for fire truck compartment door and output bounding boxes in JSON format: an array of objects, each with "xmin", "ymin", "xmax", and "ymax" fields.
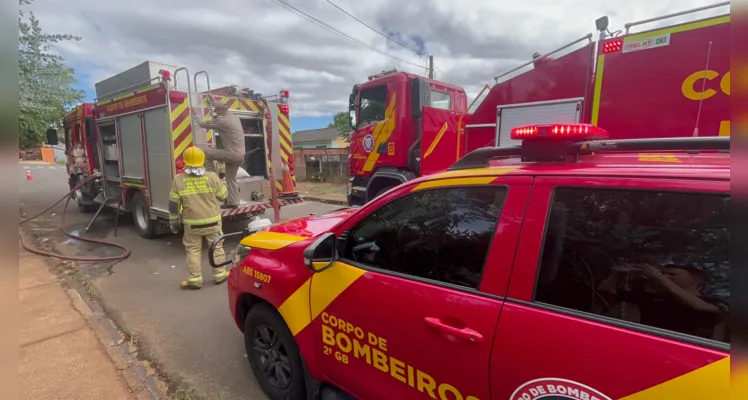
[
  {"xmin": 118, "ymin": 113, "xmax": 145, "ymax": 179},
  {"xmin": 144, "ymin": 108, "xmax": 172, "ymax": 212},
  {"xmin": 495, "ymin": 98, "xmax": 582, "ymax": 148}
]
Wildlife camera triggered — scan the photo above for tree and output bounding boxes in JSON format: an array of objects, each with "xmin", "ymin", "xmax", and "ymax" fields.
[
  {"xmin": 328, "ymin": 111, "xmax": 352, "ymax": 142},
  {"xmin": 18, "ymin": 0, "xmax": 85, "ymax": 148}
]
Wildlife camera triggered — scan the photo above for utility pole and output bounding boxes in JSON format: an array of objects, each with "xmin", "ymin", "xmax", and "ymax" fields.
[{"xmin": 428, "ymin": 55, "xmax": 434, "ymax": 79}]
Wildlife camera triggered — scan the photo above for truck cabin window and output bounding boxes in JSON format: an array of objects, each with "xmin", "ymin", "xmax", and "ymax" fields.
[
  {"xmin": 431, "ymin": 91, "xmax": 451, "ymax": 110},
  {"xmin": 358, "ymin": 85, "xmax": 387, "ymax": 127}
]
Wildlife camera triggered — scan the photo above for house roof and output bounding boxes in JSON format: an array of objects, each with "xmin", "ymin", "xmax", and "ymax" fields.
[{"xmin": 292, "ymin": 127, "xmax": 341, "ymax": 144}]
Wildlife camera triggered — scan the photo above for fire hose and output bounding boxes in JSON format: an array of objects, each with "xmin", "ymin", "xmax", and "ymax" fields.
[{"xmin": 19, "ymin": 174, "xmax": 131, "ymax": 262}]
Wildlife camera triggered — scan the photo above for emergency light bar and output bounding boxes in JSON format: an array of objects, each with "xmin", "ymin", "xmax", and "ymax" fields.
[
  {"xmin": 510, "ymin": 123, "xmax": 608, "ymax": 141},
  {"xmin": 448, "ymin": 133, "xmax": 729, "ymax": 171}
]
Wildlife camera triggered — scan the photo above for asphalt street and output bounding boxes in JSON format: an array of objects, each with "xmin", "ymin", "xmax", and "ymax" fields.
[{"xmin": 19, "ymin": 163, "xmax": 341, "ymax": 400}]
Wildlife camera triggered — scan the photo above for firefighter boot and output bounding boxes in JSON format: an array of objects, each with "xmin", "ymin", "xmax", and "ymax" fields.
[
  {"xmin": 180, "ymin": 275, "xmax": 203, "ymax": 290},
  {"xmin": 213, "ymin": 268, "xmax": 229, "ymax": 285}
]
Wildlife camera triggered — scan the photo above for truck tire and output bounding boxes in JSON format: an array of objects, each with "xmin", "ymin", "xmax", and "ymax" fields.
[
  {"xmin": 131, "ymin": 191, "xmax": 157, "ymax": 239},
  {"xmin": 245, "ymin": 303, "xmax": 306, "ymax": 400},
  {"xmin": 73, "ymin": 175, "xmax": 97, "ymax": 213},
  {"xmin": 373, "ymin": 185, "xmax": 395, "ymax": 200}
]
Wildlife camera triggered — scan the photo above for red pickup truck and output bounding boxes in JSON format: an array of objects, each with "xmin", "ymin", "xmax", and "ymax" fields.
[{"xmin": 214, "ymin": 126, "xmax": 730, "ymax": 400}]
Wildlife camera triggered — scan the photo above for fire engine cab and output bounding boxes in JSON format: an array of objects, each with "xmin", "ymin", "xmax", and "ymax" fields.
[
  {"xmin": 346, "ymin": 1, "xmax": 730, "ymax": 207},
  {"xmin": 51, "ymin": 61, "xmax": 300, "ymax": 238},
  {"xmin": 214, "ymin": 125, "xmax": 730, "ymax": 400}
]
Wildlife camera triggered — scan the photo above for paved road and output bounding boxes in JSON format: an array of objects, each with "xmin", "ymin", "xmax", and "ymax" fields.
[{"xmin": 19, "ymin": 163, "xmax": 341, "ymax": 400}]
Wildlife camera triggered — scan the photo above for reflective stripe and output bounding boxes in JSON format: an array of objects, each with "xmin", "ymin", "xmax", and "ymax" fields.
[
  {"xmin": 188, "ymin": 276, "xmax": 202, "ymax": 282},
  {"xmin": 169, "ymin": 213, "xmax": 179, "ymax": 222},
  {"xmin": 179, "ymin": 187, "xmax": 216, "ymax": 196},
  {"xmin": 215, "ymin": 186, "xmax": 228, "ymax": 198},
  {"xmin": 169, "ymin": 190, "xmax": 180, "ymax": 201},
  {"xmin": 183, "ymin": 215, "xmax": 222, "ymax": 225}
]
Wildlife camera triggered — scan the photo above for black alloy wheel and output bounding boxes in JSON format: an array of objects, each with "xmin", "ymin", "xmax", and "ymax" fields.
[{"xmin": 252, "ymin": 324, "xmax": 292, "ymax": 389}]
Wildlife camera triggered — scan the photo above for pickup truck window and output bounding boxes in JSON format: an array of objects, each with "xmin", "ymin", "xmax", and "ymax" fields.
[
  {"xmin": 344, "ymin": 186, "xmax": 507, "ymax": 289},
  {"xmin": 358, "ymin": 85, "xmax": 387, "ymax": 126},
  {"xmin": 535, "ymin": 188, "xmax": 730, "ymax": 344}
]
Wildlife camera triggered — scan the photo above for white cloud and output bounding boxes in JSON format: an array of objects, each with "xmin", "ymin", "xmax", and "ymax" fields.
[{"xmin": 28, "ymin": 0, "xmax": 729, "ymax": 118}]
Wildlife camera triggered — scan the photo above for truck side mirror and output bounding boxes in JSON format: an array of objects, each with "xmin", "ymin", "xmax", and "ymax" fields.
[
  {"xmin": 46, "ymin": 128, "xmax": 59, "ymax": 146},
  {"xmin": 410, "ymin": 78, "xmax": 432, "ymax": 118},
  {"xmin": 303, "ymin": 232, "xmax": 338, "ymax": 273}
]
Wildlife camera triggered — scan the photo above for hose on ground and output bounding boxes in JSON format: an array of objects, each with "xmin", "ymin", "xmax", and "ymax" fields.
[{"xmin": 19, "ymin": 174, "xmax": 132, "ymax": 263}]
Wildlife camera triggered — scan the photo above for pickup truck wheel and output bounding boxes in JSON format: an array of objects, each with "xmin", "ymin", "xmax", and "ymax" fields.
[{"xmin": 245, "ymin": 303, "xmax": 306, "ymax": 400}]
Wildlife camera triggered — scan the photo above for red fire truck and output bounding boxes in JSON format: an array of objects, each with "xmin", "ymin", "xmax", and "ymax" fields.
[
  {"xmin": 346, "ymin": 2, "xmax": 730, "ymax": 206},
  {"xmin": 51, "ymin": 61, "xmax": 300, "ymax": 238}
]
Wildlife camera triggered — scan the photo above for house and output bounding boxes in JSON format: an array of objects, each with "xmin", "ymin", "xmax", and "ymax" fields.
[{"xmin": 292, "ymin": 127, "xmax": 349, "ymax": 149}]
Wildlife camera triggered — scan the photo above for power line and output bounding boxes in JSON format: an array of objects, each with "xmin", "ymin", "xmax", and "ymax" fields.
[
  {"xmin": 268, "ymin": 0, "xmax": 426, "ymax": 70},
  {"xmin": 325, "ymin": 0, "xmax": 423, "ymax": 55},
  {"xmin": 435, "ymin": 66, "xmax": 454, "ymax": 84}
]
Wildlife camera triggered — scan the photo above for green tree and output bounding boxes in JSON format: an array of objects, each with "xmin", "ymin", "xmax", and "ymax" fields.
[
  {"xmin": 18, "ymin": 0, "xmax": 85, "ymax": 148},
  {"xmin": 328, "ymin": 111, "xmax": 352, "ymax": 141}
]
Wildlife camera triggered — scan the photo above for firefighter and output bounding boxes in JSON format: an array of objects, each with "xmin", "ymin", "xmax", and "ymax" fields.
[
  {"xmin": 191, "ymin": 95, "xmax": 245, "ymax": 209},
  {"xmin": 168, "ymin": 146, "xmax": 229, "ymax": 290}
]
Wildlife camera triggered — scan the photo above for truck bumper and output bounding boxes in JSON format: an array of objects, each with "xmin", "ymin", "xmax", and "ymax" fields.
[{"xmin": 347, "ymin": 177, "xmax": 368, "ymax": 207}]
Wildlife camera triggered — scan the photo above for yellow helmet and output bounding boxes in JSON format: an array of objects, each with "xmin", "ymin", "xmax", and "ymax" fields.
[{"xmin": 183, "ymin": 146, "xmax": 205, "ymax": 167}]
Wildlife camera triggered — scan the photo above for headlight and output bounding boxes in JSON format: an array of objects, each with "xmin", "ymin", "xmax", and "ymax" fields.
[
  {"xmin": 232, "ymin": 245, "xmax": 251, "ymax": 267},
  {"xmin": 347, "ymin": 181, "xmax": 353, "ymax": 195}
]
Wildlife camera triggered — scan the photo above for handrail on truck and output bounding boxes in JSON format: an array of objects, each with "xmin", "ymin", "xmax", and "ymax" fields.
[
  {"xmin": 95, "ymin": 76, "xmax": 162, "ymax": 103},
  {"xmin": 493, "ymin": 33, "xmax": 593, "ymax": 82},
  {"xmin": 194, "ymin": 70, "xmax": 212, "ymax": 101},
  {"xmin": 624, "ymin": 1, "xmax": 730, "ymax": 34}
]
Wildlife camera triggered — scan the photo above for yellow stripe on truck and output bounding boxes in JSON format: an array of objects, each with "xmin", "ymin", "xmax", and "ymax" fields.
[
  {"xmin": 412, "ymin": 177, "xmax": 497, "ymax": 191},
  {"xmin": 591, "ymin": 54, "xmax": 605, "ymax": 126},
  {"xmin": 278, "ymin": 261, "xmax": 367, "ymax": 336},
  {"xmin": 362, "ymin": 93, "xmax": 397, "ymax": 172},
  {"xmin": 625, "ymin": 15, "xmax": 730, "ymax": 42},
  {"xmin": 240, "ymin": 231, "xmax": 307, "ymax": 250},
  {"xmin": 621, "ymin": 356, "xmax": 729, "ymax": 399}
]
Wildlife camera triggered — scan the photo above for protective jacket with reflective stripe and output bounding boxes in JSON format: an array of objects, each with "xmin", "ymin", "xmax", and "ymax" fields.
[{"xmin": 169, "ymin": 172, "xmax": 228, "ymax": 226}]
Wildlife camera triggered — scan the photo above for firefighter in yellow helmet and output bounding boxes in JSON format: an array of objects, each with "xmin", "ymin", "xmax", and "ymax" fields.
[{"xmin": 169, "ymin": 146, "xmax": 229, "ymax": 290}]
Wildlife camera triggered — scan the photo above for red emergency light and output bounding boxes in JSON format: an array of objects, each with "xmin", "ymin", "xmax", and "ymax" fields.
[
  {"xmin": 603, "ymin": 39, "xmax": 623, "ymax": 53},
  {"xmin": 280, "ymin": 90, "xmax": 290, "ymax": 98},
  {"xmin": 279, "ymin": 104, "xmax": 289, "ymax": 113},
  {"xmin": 159, "ymin": 69, "xmax": 172, "ymax": 80},
  {"xmin": 510, "ymin": 123, "xmax": 608, "ymax": 141}
]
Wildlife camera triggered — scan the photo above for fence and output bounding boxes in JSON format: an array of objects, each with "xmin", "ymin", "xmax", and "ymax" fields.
[{"xmin": 293, "ymin": 148, "xmax": 349, "ymax": 183}]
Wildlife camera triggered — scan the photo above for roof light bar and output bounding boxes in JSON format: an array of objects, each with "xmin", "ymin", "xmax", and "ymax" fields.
[{"xmin": 510, "ymin": 123, "xmax": 608, "ymax": 140}]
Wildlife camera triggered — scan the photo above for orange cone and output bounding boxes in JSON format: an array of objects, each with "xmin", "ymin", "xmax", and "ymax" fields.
[
  {"xmin": 279, "ymin": 162, "xmax": 298, "ymax": 197},
  {"xmin": 26, "ymin": 169, "xmax": 34, "ymax": 181}
]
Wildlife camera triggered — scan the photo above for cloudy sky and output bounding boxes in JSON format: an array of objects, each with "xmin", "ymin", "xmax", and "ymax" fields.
[{"xmin": 27, "ymin": 0, "xmax": 728, "ymax": 132}]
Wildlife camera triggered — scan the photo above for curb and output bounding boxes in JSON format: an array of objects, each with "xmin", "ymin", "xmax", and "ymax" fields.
[
  {"xmin": 301, "ymin": 196, "xmax": 348, "ymax": 206},
  {"xmin": 19, "ymin": 228, "xmax": 165, "ymax": 400}
]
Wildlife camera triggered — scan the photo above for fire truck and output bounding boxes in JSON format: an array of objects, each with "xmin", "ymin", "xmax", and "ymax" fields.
[
  {"xmin": 346, "ymin": 1, "xmax": 730, "ymax": 206},
  {"xmin": 52, "ymin": 61, "xmax": 300, "ymax": 239}
]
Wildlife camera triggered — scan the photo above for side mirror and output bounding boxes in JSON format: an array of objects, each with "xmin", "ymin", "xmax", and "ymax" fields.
[
  {"xmin": 303, "ymin": 232, "xmax": 338, "ymax": 273},
  {"xmin": 46, "ymin": 128, "xmax": 59, "ymax": 146}
]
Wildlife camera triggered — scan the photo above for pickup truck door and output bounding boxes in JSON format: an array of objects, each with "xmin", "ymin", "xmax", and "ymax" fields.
[
  {"xmin": 308, "ymin": 176, "xmax": 532, "ymax": 400},
  {"xmin": 490, "ymin": 176, "xmax": 730, "ymax": 400}
]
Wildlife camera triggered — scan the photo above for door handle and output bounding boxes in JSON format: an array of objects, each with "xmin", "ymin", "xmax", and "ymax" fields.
[{"xmin": 423, "ymin": 317, "xmax": 483, "ymax": 343}]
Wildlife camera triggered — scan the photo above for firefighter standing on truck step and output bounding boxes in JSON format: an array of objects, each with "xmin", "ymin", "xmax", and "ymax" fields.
[
  {"xmin": 169, "ymin": 146, "xmax": 229, "ymax": 290},
  {"xmin": 191, "ymin": 94, "xmax": 245, "ymax": 209}
]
